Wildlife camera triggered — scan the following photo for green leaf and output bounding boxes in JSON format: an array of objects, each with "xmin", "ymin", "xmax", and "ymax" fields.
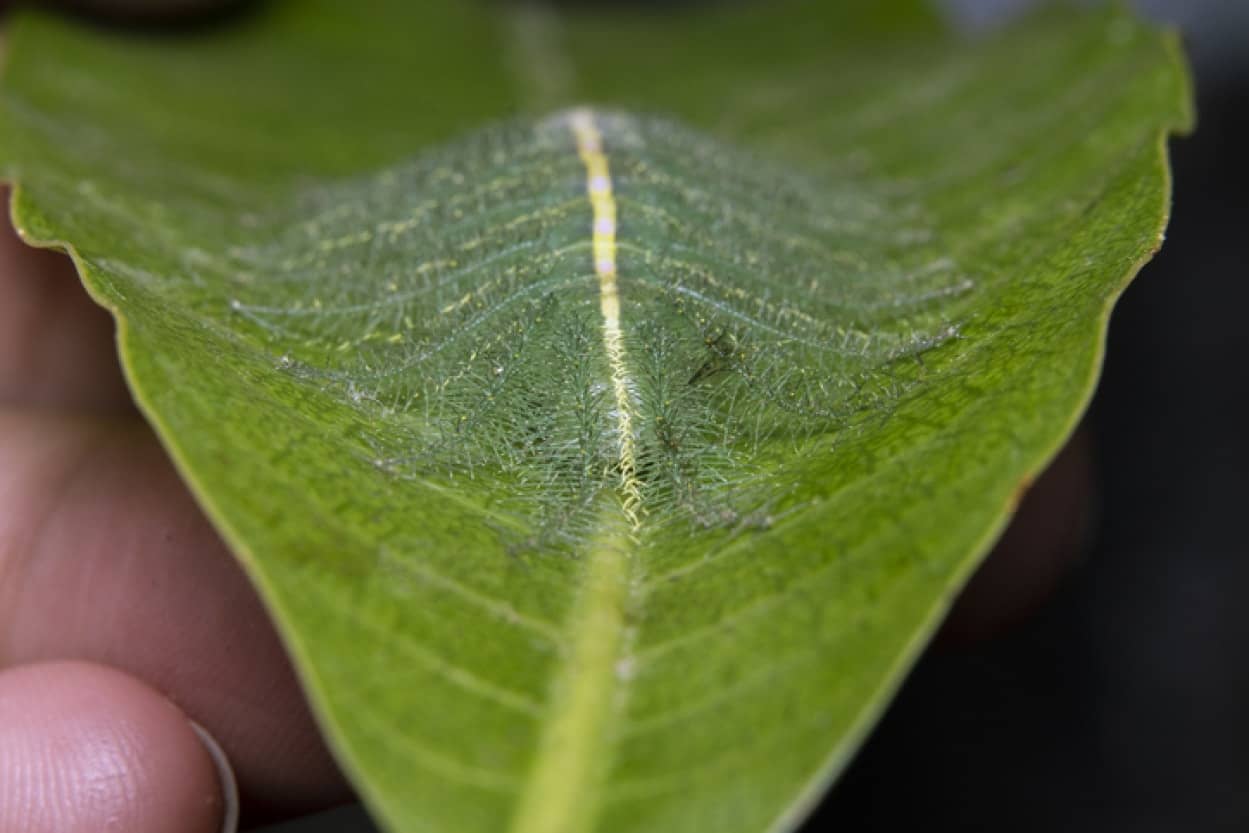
[{"xmin": 0, "ymin": 2, "xmax": 1191, "ymax": 832}]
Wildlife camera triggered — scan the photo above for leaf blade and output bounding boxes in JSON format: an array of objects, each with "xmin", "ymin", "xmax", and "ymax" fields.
[{"xmin": 0, "ymin": 4, "xmax": 1191, "ymax": 833}]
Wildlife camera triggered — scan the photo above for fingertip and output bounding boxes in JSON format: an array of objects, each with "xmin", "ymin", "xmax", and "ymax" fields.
[
  {"xmin": 0, "ymin": 660, "xmax": 226, "ymax": 833},
  {"xmin": 191, "ymin": 720, "xmax": 240, "ymax": 833},
  {"xmin": 0, "ymin": 412, "xmax": 350, "ymax": 816}
]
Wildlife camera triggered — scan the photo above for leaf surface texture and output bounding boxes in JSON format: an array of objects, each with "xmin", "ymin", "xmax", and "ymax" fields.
[{"xmin": 0, "ymin": 3, "xmax": 1191, "ymax": 832}]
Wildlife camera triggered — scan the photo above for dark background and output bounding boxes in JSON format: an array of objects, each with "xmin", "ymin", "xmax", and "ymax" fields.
[{"xmin": 243, "ymin": 1, "xmax": 1249, "ymax": 831}]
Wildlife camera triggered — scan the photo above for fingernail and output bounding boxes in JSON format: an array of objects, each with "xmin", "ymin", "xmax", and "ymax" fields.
[{"xmin": 190, "ymin": 721, "xmax": 240, "ymax": 833}]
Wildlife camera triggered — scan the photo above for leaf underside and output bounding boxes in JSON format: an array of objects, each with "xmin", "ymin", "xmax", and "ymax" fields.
[{"xmin": 0, "ymin": 2, "xmax": 1190, "ymax": 832}]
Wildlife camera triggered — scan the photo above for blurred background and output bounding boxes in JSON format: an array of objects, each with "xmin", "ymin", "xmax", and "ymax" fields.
[{"xmin": 259, "ymin": 0, "xmax": 1247, "ymax": 830}]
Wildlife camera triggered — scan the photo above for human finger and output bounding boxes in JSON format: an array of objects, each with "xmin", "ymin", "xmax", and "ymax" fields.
[
  {"xmin": 0, "ymin": 198, "xmax": 132, "ymax": 413},
  {"xmin": 0, "ymin": 409, "xmax": 350, "ymax": 818},
  {"xmin": 0, "ymin": 659, "xmax": 228, "ymax": 833}
]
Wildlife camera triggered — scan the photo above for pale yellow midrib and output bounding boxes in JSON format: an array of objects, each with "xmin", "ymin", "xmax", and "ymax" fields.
[
  {"xmin": 568, "ymin": 107, "xmax": 643, "ymax": 530},
  {"xmin": 507, "ymin": 510, "xmax": 633, "ymax": 833},
  {"xmin": 506, "ymin": 108, "xmax": 639, "ymax": 833}
]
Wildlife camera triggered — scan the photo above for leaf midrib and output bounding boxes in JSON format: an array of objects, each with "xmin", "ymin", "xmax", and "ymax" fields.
[
  {"xmin": 504, "ymin": 105, "xmax": 644, "ymax": 833},
  {"xmin": 509, "ymin": 503, "xmax": 637, "ymax": 833}
]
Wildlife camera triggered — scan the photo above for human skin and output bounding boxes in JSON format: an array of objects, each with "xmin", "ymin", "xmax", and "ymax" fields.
[{"xmin": 0, "ymin": 209, "xmax": 352, "ymax": 831}]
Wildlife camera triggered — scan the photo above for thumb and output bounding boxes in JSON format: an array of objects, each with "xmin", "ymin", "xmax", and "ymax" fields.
[{"xmin": 0, "ymin": 660, "xmax": 230, "ymax": 833}]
